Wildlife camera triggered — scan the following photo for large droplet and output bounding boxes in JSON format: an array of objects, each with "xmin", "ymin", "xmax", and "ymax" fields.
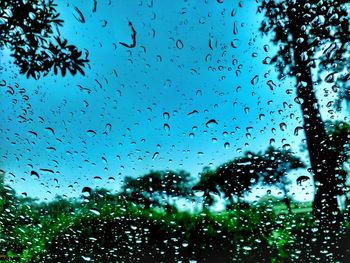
[
  {"xmin": 164, "ymin": 123, "xmax": 170, "ymax": 132},
  {"xmin": 251, "ymin": 75, "xmax": 259, "ymax": 85},
  {"xmin": 176, "ymin": 40, "xmax": 184, "ymax": 49},
  {"xmin": 267, "ymin": 80, "xmax": 276, "ymax": 90},
  {"xmin": 31, "ymin": 170, "xmax": 39, "ymax": 179},
  {"xmin": 89, "ymin": 208, "xmax": 101, "ymax": 216},
  {"xmin": 279, "ymin": 122, "xmax": 287, "ymax": 131},
  {"xmin": 163, "ymin": 112, "xmax": 170, "ymax": 120},
  {"xmin": 325, "ymin": 73, "xmax": 335, "ymax": 83},
  {"xmin": 81, "ymin": 256, "xmax": 92, "ymax": 261},
  {"xmin": 87, "ymin": 130, "xmax": 97, "ymax": 137},
  {"xmin": 187, "ymin": 110, "xmax": 199, "ymax": 116},
  {"xmin": 152, "ymin": 152, "xmax": 159, "ymax": 160},
  {"xmin": 294, "ymin": 126, "xmax": 303, "ymax": 136},
  {"xmin": 82, "ymin": 186, "xmax": 92, "ymax": 197},
  {"xmin": 205, "ymin": 119, "xmax": 218, "ymax": 128}
]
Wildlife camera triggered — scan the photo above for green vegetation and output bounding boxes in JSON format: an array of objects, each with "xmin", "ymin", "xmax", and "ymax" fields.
[{"xmin": 1, "ymin": 146, "xmax": 350, "ymax": 262}]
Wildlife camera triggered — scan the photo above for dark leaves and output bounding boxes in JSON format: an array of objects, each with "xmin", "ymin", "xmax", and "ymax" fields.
[
  {"xmin": 259, "ymin": 0, "xmax": 350, "ymax": 84},
  {"xmin": 0, "ymin": 0, "xmax": 89, "ymax": 78}
]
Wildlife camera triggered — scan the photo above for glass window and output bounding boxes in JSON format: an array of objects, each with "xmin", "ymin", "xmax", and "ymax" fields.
[{"xmin": 1, "ymin": 0, "xmax": 350, "ymax": 262}]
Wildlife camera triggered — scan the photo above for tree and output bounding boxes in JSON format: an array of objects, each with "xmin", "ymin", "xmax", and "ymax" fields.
[
  {"xmin": 193, "ymin": 158, "xmax": 257, "ymax": 210},
  {"xmin": 258, "ymin": 0, "xmax": 350, "ymax": 233},
  {"xmin": 192, "ymin": 167, "xmax": 220, "ymax": 209},
  {"xmin": 0, "ymin": 0, "xmax": 88, "ymax": 78},
  {"xmin": 121, "ymin": 170, "xmax": 193, "ymax": 211},
  {"xmin": 258, "ymin": 147, "xmax": 305, "ymax": 213},
  {"xmin": 193, "ymin": 147, "xmax": 304, "ymax": 211},
  {"xmin": 326, "ymin": 121, "xmax": 350, "ymax": 208},
  {"xmin": 0, "ymin": 171, "xmax": 24, "ymax": 256}
]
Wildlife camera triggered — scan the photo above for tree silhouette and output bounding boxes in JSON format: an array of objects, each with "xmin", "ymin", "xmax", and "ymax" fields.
[
  {"xmin": 192, "ymin": 167, "xmax": 220, "ymax": 209},
  {"xmin": 194, "ymin": 147, "xmax": 304, "ymax": 211},
  {"xmin": 257, "ymin": 147, "xmax": 305, "ymax": 213},
  {"xmin": 258, "ymin": 0, "xmax": 350, "ymax": 236},
  {"xmin": 122, "ymin": 170, "xmax": 193, "ymax": 211},
  {"xmin": 0, "ymin": 0, "xmax": 88, "ymax": 79},
  {"xmin": 0, "ymin": 171, "xmax": 24, "ymax": 256},
  {"xmin": 326, "ymin": 121, "xmax": 350, "ymax": 205}
]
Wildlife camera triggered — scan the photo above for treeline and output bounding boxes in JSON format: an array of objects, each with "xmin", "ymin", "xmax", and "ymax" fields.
[
  {"xmin": 0, "ymin": 175, "xmax": 309, "ymax": 262},
  {"xmin": 1, "ymin": 142, "xmax": 350, "ymax": 262}
]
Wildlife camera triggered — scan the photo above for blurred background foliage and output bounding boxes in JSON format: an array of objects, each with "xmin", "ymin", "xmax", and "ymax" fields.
[{"xmin": 1, "ymin": 144, "xmax": 350, "ymax": 262}]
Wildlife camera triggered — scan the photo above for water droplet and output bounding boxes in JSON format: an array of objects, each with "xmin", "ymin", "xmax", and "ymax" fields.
[
  {"xmin": 81, "ymin": 256, "xmax": 92, "ymax": 261},
  {"xmin": 311, "ymin": 227, "xmax": 319, "ymax": 233},
  {"xmin": 176, "ymin": 40, "xmax": 184, "ymax": 49},
  {"xmin": 31, "ymin": 170, "xmax": 39, "ymax": 179},
  {"xmin": 193, "ymin": 190, "xmax": 204, "ymax": 197},
  {"xmin": 267, "ymin": 80, "xmax": 276, "ymax": 90},
  {"xmin": 152, "ymin": 152, "xmax": 159, "ymax": 160},
  {"xmin": 224, "ymin": 142, "xmax": 230, "ymax": 149},
  {"xmin": 108, "ymin": 177, "xmax": 115, "ymax": 183},
  {"xmin": 251, "ymin": 75, "xmax": 259, "ymax": 85},
  {"xmin": 279, "ymin": 123, "xmax": 287, "ymax": 131},
  {"xmin": 263, "ymin": 44, "xmax": 269, "ymax": 52},
  {"xmin": 325, "ymin": 73, "xmax": 335, "ymax": 83},
  {"xmin": 45, "ymin": 127, "xmax": 55, "ymax": 135},
  {"xmin": 164, "ymin": 123, "xmax": 170, "ymax": 132},
  {"xmin": 187, "ymin": 110, "xmax": 199, "ymax": 116},
  {"xmin": 282, "ymin": 144, "xmax": 291, "ymax": 150},
  {"xmin": 105, "ymin": 123, "xmax": 112, "ymax": 134},
  {"xmin": 294, "ymin": 126, "xmax": 303, "ymax": 136},
  {"xmin": 82, "ymin": 186, "xmax": 92, "ymax": 197},
  {"xmin": 89, "ymin": 208, "xmax": 101, "ymax": 216},
  {"xmin": 163, "ymin": 112, "xmax": 170, "ymax": 120},
  {"xmin": 87, "ymin": 130, "xmax": 97, "ymax": 137},
  {"xmin": 205, "ymin": 119, "xmax": 218, "ymax": 128},
  {"xmin": 27, "ymin": 131, "xmax": 38, "ymax": 138},
  {"xmin": 258, "ymin": 114, "xmax": 265, "ymax": 120},
  {"xmin": 296, "ymin": 176, "xmax": 310, "ymax": 186}
]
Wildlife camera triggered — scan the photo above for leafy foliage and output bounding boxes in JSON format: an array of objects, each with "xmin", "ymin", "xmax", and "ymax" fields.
[
  {"xmin": 259, "ymin": 0, "xmax": 350, "ymax": 81},
  {"xmin": 259, "ymin": 0, "xmax": 350, "ymax": 114},
  {"xmin": 0, "ymin": 160, "xmax": 350, "ymax": 262},
  {"xmin": 0, "ymin": 0, "xmax": 89, "ymax": 78},
  {"xmin": 122, "ymin": 170, "xmax": 193, "ymax": 209},
  {"xmin": 194, "ymin": 147, "xmax": 304, "ymax": 208}
]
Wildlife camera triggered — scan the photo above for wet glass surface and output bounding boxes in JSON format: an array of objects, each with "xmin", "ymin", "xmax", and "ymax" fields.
[{"xmin": 1, "ymin": 0, "xmax": 350, "ymax": 262}]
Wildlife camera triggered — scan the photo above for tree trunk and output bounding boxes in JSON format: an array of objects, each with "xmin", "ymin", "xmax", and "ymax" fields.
[
  {"xmin": 281, "ymin": 183, "xmax": 292, "ymax": 214},
  {"xmin": 293, "ymin": 54, "xmax": 341, "ymax": 226},
  {"xmin": 292, "ymin": 41, "xmax": 342, "ymax": 259}
]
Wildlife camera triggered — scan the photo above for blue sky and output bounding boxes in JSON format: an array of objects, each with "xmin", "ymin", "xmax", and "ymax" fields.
[{"xmin": 1, "ymin": 0, "xmax": 344, "ymax": 202}]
